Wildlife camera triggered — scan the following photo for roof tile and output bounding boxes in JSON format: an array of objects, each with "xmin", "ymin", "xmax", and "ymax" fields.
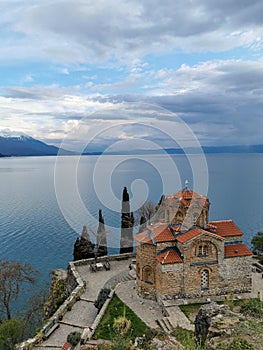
[
  {"xmin": 135, "ymin": 231, "xmax": 153, "ymax": 245},
  {"xmin": 156, "ymin": 249, "xmax": 183, "ymax": 264},
  {"xmin": 176, "ymin": 227, "xmax": 223, "ymax": 243},
  {"xmin": 207, "ymin": 220, "xmax": 243, "ymax": 237},
  {"xmin": 170, "ymin": 189, "xmax": 208, "ymax": 208},
  {"xmin": 147, "ymin": 223, "xmax": 176, "ymax": 243},
  {"xmin": 224, "ymin": 244, "xmax": 253, "ymax": 258}
]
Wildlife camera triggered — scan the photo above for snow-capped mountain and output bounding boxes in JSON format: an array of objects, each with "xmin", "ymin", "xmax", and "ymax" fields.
[{"xmin": 0, "ymin": 134, "xmax": 73, "ymax": 156}]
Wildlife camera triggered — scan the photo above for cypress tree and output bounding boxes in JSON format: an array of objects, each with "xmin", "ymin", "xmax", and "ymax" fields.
[
  {"xmin": 120, "ymin": 187, "xmax": 134, "ymax": 254},
  {"xmin": 96, "ymin": 209, "xmax": 108, "ymax": 257},
  {"xmin": 139, "ymin": 215, "xmax": 147, "ymax": 233}
]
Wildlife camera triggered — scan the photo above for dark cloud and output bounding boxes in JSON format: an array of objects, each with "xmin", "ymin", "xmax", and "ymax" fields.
[{"xmin": 15, "ymin": 0, "xmax": 263, "ymax": 61}]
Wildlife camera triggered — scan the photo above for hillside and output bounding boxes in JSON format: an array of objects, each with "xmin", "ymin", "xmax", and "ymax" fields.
[{"xmin": 0, "ymin": 135, "xmax": 73, "ymax": 156}]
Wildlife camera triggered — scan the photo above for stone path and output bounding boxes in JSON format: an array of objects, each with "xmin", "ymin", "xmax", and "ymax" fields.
[
  {"xmin": 115, "ymin": 280, "xmax": 164, "ymax": 329},
  {"xmin": 33, "ymin": 257, "xmax": 134, "ymax": 350},
  {"xmin": 165, "ymin": 306, "xmax": 194, "ymax": 331},
  {"xmin": 33, "ymin": 260, "xmax": 195, "ymax": 349}
]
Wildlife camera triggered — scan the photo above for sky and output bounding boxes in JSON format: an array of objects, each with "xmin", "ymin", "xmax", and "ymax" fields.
[{"xmin": 0, "ymin": 0, "xmax": 263, "ymax": 152}]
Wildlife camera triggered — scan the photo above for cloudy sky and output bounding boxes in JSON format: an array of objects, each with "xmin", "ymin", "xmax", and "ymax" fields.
[{"xmin": 0, "ymin": 0, "xmax": 263, "ymax": 151}]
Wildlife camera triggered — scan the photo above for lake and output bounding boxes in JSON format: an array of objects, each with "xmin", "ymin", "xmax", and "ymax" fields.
[{"xmin": 1, "ymin": 153, "xmax": 263, "ymax": 287}]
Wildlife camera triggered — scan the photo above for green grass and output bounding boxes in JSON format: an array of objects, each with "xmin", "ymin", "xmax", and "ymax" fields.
[
  {"xmin": 172, "ymin": 326, "xmax": 204, "ymax": 350},
  {"xmin": 179, "ymin": 303, "xmax": 206, "ymax": 319},
  {"xmin": 94, "ymin": 294, "xmax": 149, "ymax": 341}
]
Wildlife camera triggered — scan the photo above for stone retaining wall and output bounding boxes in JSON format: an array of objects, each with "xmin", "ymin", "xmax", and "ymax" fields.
[
  {"xmin": 73, "ymin": 252, "xmax": 135, "ymax": 267},
  {"xmin": 81, "ymin": 289, "xmax": 115, "ymax": 343},
  {"xmin": 18, "ymin": 253, "xmax": 135, "ymax": 350},
  {"xmin": 18, "ymin": 260, "xmax": 86, "ymax": 350}
]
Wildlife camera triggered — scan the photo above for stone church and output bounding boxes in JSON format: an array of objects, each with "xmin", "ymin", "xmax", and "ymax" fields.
[{"xmin": 135, "ymin": 184, "xmax": 253, "ymax": 302}]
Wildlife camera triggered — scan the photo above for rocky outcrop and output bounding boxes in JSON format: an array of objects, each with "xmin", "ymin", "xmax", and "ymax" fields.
[
  {"xmin": 73, "ymin": 225, "xmax": 95, "ymax": 261},
  {"xmin": 194, "ymin": 302, "xmax": 245, "ymax": 348}
]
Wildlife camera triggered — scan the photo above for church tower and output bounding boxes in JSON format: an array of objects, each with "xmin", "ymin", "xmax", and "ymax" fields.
[{"xmin": 155, "ymin": 181, "xmax": 210, "ymax": 228}]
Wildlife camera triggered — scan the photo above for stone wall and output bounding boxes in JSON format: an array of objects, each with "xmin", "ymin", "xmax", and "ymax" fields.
[
  {"xmin": 136, "ymin": 243, "xmax": 156, "ymax": 299},
  {"xmin": 155, "ymin": 262, "xmax": 183, "ymax": 300},
  {"xmin": 183, "ymin": 264, "xmax": 223, "ymax": 297},
  {"xmin": 223, "ymin": 236, "xmax": 243, "ymax": 242},
  {"xmin": 221, "ymin": 256, "xmax": 253, "ymax": 293},
  {"xmin": 251, "ymin": 265, "xmax": 263, "ymax": 301},
  {"xmin": 156, "ymin": 242, "xmax": 175, "ymax": 254},
  {"xmin": 183, "ymin": 238, "xmax": 223, "ymax": 264}
]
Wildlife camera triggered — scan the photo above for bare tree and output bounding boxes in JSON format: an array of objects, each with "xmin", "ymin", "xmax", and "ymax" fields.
[
  {"xmin": 138, "ymin": 201, "xmax": 156, "ymax": 223},
  {"xmin": 0, "ymin": 260, "xmax": 38, "ymax": 320}
]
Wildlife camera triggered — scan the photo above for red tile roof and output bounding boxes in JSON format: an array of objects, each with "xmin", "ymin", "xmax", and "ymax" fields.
[
  {"xmin": 61, "ymin": 342, "xmax": 71, "ymax": 350},
  {"xmin": 167, "ymin": 189, "xmax": 208, "ymax": 208},
  {"xmin": 148, "ymin": 223, "xmax": 176, "ymax": 243},
  {"xmin": 176, "ymin": 227, "xmax": 223, "ymax": 243},
  {"xmin": 156, "ymin": 249, "xmax": 183, "ymax": 264},
  {"xmin": 171, "ymin": 224, "xmax": 185, "ymax": 232},
  {"xmin": 135, "ymin": 231, "xmax": 153, "ymax": 245},
  {"xmin": 224, "ymin": 244, "xmax": 253, "ymax": 258},
  {"xmin": 207, "ymin": 220, "xmax": 243, "ymax": 237}
]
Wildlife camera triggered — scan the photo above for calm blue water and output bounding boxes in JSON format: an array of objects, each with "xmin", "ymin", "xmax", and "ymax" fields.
[{"xmin": 1, "ymin": 154, "xmax": 263, "ymax": 287}]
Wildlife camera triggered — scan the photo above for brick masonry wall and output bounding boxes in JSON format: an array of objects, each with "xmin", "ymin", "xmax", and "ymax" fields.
[
  {"xmin": 155, "ymin": 262, "xmax": 183, "ymax": 298},
  {"xmin": 156, "ymin": 242, "xmax": 175, "ymax": 254},
  {"xmin": 136, "ymin": 243, "xmax": 157, "ymax": 299},
  {"xmin": 136, "ymin": 237, "xmax": 252, "ymax": 301}
]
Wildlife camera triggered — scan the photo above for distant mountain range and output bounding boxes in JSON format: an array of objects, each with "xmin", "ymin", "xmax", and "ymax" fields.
[
  {"xmin": 102, "ymin": 144, "xmax": 263, "ymax": 155},
  {"xmin": 1, "ymin": 134, "xmax": 263, "ymax": 157},
  {"xmin": 0, "ymin": 135, "xmax": 74, "ymax": 157}
]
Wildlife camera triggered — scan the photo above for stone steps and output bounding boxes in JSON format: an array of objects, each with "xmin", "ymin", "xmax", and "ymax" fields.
[
  {"xmin": 156, "ymin": 317, "xmax": 174, "ymax": 333},
  {"xmin": 103, "ymin": 271, "xmax": 135, "ymax": 289}
]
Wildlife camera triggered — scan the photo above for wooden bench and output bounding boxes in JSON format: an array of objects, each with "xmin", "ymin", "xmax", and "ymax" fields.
[{"xmin": 43, "ymin": 322, "xmax": 60, "ymax": 340}]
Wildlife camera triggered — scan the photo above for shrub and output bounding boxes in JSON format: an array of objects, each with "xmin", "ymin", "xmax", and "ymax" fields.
[
  {"xmin": 67, "ymin": 331, "xmax": 81, "ymax": 346},
  {"xmin": 240, "ymin": 299, "xmax": 263, "ymax": 318},
  {"xmin": 94, "ymin": 288, "xmax": 111, "ymax": 312},
  {"xmin": 229, "ymin": 337, "xmax": 254, "ymax": 350}
]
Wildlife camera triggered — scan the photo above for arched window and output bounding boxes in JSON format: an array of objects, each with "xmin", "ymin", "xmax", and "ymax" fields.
[
  {"xmin": 198, "ymin": 244, "xmax": 209, "ymax": 256},
  {"xmin": 201, "ymin": 269, "xmax": 209, "ymax": 290},
  {"xmin": 142, "ymin": 266, "xmax": 154, "ymax": 285}
]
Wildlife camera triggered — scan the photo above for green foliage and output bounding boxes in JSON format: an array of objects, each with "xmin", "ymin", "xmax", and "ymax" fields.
[
  {"xmin": 94, "ymin": 288, "xmax": 111, "ymax": 312},
  {"xmin": 67, "ymin": 331, "xmax": 81, "ymax": 346},
  {"xmin": 0, "ymin": 318, "xmax": 24, "ymax": 350},
  {"xmin": 229, "ymin": 337, "xmax": 255, "ymax": 350},
  {"xmin": 172, "ymin": 326, "xmax": 204, "ymax": 350},
  {"xmin": 240, "ymin": 298, "xmax": 263, "ymax": 318},
  {"xmin": 224, "ymin": 290, "xmax": 235, "ymax": 311},
  {"xmin": 179, "ymin": 303, "xmax": 204, "ymax": 320},
  {"xmin": 251, "ymin": 232, "xmax": 263, "ymax": 255},
  {"xmin": 43, "ymin": 276, "xmax": 68, "ymax": 319},
  {"xmin": 94, "ymin": 294, "xmax": 148, "ymax": 341}
]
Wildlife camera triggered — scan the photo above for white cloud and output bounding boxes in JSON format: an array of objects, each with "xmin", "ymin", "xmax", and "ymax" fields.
[
  {"xmin": 0, "ymin": 0, "xmax": 261, "ymax": 63},
  {"xmin": 0, "ymin": 1, "xmax": 263, "ymax": 149}
]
